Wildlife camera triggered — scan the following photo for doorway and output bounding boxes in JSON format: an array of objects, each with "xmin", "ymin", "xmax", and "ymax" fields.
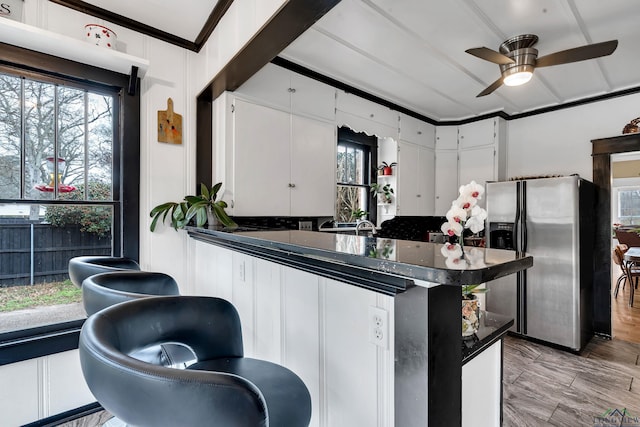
[{"xmin": 610, "ymin": 152, "xmax": 640, "ymax": 342}]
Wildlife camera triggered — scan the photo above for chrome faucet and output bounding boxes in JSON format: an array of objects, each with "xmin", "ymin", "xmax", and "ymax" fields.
[{"xmin": 355, "ymin": 220, "xmax": 377, "ymax": 236}]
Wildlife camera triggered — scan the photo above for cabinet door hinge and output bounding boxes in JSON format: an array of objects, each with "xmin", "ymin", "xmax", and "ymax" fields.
[{"xmin": 231, "ymin": 104, "xmax": 235, "ymax": 113}]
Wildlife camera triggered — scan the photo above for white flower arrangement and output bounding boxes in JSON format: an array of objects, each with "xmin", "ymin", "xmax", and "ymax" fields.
[{"xmin": 440, "ymin": 180, "xmax": 488, "ymax": 239}]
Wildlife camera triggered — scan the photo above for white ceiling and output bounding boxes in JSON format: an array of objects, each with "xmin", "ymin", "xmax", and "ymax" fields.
[
  {"xmin": 79, "ymin": 0, "xmax": 640, "ymax": 121},
  {"xmin": 280, "ymin": 0, "xmax": 640, "ymax": 121},
  {"xmin": 82, "ymin": 0, "xmax": 217, "ymax": 41}
]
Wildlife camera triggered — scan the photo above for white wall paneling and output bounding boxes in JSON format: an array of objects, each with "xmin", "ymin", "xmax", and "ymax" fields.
[
  {"xmin": 192, "ymin": 242, "xmax": 395, "ymax": 427},
  {"xmin": 283, "ymin": 267, "xmax": 321, "ymax": 427},
  {"xmin": 0, "ymin": 358, "xmax": 40, "ymax": 425},
  {"xmin": 0, "ymin": 351, "xmax": 96, "ymax": 426},
  {"xmin": 462, "ymin": 341, "xmax": 502, "ymax": 427},
  {"xmin": 47, "ymin": 350, "xmax": 94, "ymax": 415},
  {"xmin": 506, "ymin": 92, "xmax": 640, "ymax": 181}
]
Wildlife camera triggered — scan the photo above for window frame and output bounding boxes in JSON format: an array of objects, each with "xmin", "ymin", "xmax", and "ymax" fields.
[
  {"xmin": 618, "ymin": 187, "xmax": 640, "ymax": 225},
  {"xmin": 336, "ymin": 127, "xmax": 378, "ymax": 224},
  {"xmin": 0, "ymin": 42, "xmax": 140, "ymax": 365}
]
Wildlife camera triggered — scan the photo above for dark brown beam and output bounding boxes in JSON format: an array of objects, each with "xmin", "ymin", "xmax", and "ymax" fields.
[
  {"xmin": 196, "ymin": 0, "xmax": 341, "ymax": 187},
  {"xmin": 194, "ymin": 0, "xmax": 235, "ymax": 52},
  {"xmin": 197, "ymin": 0, "xmax": 341, "ymax": 101}
]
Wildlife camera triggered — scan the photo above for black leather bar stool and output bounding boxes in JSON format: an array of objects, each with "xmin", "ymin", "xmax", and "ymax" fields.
[
  {"xmin": 79, "ymin": 296, "xmax": 312, "ymax": 427},
  {"xmin": 68, "ymin": 255, "xmax": 140, "ymax": 288},
  {"xmin": 82, "ymin": 271, "xmax": 194, "ymax": 367}
]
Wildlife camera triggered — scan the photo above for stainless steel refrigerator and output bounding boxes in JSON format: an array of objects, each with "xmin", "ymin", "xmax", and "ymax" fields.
[{"xmin": 485, "ymin": 175, "xmax": 594, "ymax": 351}]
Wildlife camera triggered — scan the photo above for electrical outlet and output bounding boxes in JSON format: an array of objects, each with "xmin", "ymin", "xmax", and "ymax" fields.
[
  {"xmin": 368, "ymin": 306, "xmax": 388, "ymax": 349},
  {"xmin": 298, "ymin": 221, "xmax": 313, "ymax": 231}
]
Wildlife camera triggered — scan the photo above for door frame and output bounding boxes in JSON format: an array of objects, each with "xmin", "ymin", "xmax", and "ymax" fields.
[{"xmin": 592, "ymin": 133, "xmax": 640, "ymax": 337}]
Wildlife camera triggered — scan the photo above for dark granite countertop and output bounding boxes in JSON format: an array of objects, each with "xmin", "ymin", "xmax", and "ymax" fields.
[
  {"xmin": 462, "ymin": 311, "xmax": 514, "ymax": 365},
  {"xmin": 188, "ymin": 227, "xmax": 532, "ymax": 295}
]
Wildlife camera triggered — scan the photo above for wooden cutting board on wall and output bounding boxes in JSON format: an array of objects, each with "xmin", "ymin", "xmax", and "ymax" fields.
[{"xmin": 158, "ymin": 98, "xmax": 182, "ymax": 145}]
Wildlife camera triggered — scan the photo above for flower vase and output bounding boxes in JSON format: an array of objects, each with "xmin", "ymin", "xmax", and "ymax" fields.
[
  {"xmin": 206, "ymin": 207, "xmax": 219, "ymax": 229},
  {"xmin": 462, "ymin": 294, "xmax": 480, "ymax": 337}
]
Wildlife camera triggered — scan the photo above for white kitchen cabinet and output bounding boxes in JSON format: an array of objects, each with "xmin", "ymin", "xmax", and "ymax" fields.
[
  {"xmin": 230, "ymin": 98, "xmax": 335, "ymax": 216},
  {"xmin": 336, "ymin": 91, "xmax": 399, "ymax": 138},
  {"xmin": 399, "ymin": 113, "xmax": 435, "ymax": 148},
  {"xmin": 232, "ymin": 99, "xmax": 291, "ymax": 216},
  {"xmin": 435, "ymin": 126, "xmax": 458, "ymax": 150},
  {"xmin": 235, "ymin": 63, "xmax": 336, "ymax": 121},
  {"xmin": 434, "ymin": 150, "xmax": 459, "ymax": 215},
  {"xmin": 459, "ymin": 145, "xmax": 496, "ymax": 188},
  {"xmin": 459, "ymin": 118, "xmax": 498, "ymax": 149},
  {"xmin": 397, "ymin": 141, "xmax": 434, "ymax": 216},
  {"xmin": 458, "ymin": 117, "xmax": 507, "ymax": 188},
  {"xmin": 290, "ymin": 114, "xmax": 336, "ymax": 216}
]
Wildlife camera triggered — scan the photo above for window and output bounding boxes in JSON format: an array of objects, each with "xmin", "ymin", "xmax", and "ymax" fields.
[
  {"xmin": 0, "ymin": 44, "xmax": 139, "ymax": 363},
  {"xmin": 0, "ymin": 70, "xmax": 117, "ymax": 333},
  {"xmin": 618, "ymin": 188, "xmax": 640, "ymax": 225},
  {"xmin": 335, "ymin": 127, "xmax": 377, "ymax": 223}
]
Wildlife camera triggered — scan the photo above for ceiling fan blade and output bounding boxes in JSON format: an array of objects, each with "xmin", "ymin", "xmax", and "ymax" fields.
[
  {"xmin": 466, "ymin": 47, "xmax": 515, "ymax": 65},
  {"xmin": 476, "ymin": 76, "xmax": 504, "ymax": 97},
  {"xmin": 536, "ymin": 40, "xmax": 618, "ymax": 68}
]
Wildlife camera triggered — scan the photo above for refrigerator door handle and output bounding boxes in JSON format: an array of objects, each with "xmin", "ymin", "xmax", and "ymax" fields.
[
  {"xmin": 514, "ymin": 182, "xmax": 522, "ymax": 252},
  {"xmin": 521, "ymin": 180, "xmax": 528, "ymax": 253}
]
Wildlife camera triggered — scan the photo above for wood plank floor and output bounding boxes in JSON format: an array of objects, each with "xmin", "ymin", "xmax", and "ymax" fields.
[
  {"xmin": 503, "ymin": 335, "xmax": 640, "ymax": 426},
  {"xmin": 612, "ymin": 263, "xmax": 640, "ymax": 342}
]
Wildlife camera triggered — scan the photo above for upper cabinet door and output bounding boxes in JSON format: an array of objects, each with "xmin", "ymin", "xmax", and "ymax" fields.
[
  {"xmin": 418, "ymin": 148, "xmax": 435, "ymax": 215},
  {"xmin": 233, "ymin": 100, "xmax": 291, "ymax": 216},
  {"xmin": 458, "ymin": 119, "xmax": 496, "ymax": 149},
  {"xmin": 399, "ymin": 113, "xmax": 435, "ymax": 149},
  {"xmin": 434, "ymin": 150, "xmax": 459, "ymax": 215},
  {"xmin": 234, "ymin": 63, "xmax": 291, "ymax": 112},
  {"xmin": 336, "ymin": 92, "xmax": 398, "ymax": 129},
  {"xmin": 290, "ymin": 115, "xmax": 336, "ymax": 217},
  {"xmin": 290, "ymin": 74, "xmax": 336, "ymax": 121},
  {"xmin": 435, "ymin": 126, "xmax": 458, "ymax": 150},
  {"xmin": 396, "ymin": 141, "xmax": 420, "ymax": 215}
]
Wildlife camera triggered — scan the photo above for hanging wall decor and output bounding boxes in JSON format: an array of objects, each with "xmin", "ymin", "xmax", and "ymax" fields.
[{"xmin": 158, "ymin": 98, "xmax": 183, "ymax": 145}]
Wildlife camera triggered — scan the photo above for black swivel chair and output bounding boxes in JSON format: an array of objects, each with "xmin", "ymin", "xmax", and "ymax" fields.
[
  {"xmin": 82, "ymin": 271, "xmax": 193, "ymax": 367},
  {"xmin": 68, "ymin": 255, "xmax": 141, "ymax": 288},
  {"xmin": 79, "ymin": 296, "xmax": 312, "ymax": 427}
]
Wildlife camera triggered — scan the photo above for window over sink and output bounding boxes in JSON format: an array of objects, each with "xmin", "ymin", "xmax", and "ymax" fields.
[{"xmin": 335, "ymin": 127, "xmax": 377, "ymax": 224}]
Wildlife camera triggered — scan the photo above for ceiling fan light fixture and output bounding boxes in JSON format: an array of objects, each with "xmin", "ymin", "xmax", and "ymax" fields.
[{"xmin": 503, "ymin": 68, "xmax": 533, "ymax": 86}]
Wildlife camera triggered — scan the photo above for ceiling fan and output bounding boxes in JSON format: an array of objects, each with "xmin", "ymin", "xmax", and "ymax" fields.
[{"xmin": 466, "ymin": 34, "xmax": 618, "ymax": 97}]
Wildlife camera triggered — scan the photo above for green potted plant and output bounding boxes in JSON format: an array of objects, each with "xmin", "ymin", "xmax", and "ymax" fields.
[
  {"xmin": 351, "ymin": 208, "xmax": 368, "ymax": 222},
  {"xmin": 377, "ymin": 161, "xmax": 397, "ymax": 176},
  {"xmin": 370, "ymin": 183, "xmax": 394, "ymax": 203},
  {"xmin": 149, "ymin": 182, "xmax": 237, "ymax": 231}
]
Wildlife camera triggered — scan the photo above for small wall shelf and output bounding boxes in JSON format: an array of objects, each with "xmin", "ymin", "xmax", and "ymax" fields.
[{"xmin": 0, "ymin": 18, "xmax": 149, "ymax": 78}]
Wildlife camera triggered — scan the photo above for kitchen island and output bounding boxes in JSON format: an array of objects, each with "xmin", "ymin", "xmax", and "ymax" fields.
[{"xmin": 188, "ymin": 228, "xmax": 531, "ymax": 427}]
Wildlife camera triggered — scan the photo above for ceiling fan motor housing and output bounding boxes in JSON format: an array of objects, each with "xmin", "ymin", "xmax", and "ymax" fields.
[
  {"xmin": 499, "ymin": 48, "xmax": 537, "ymax": 81},
  {"xmin": 499, "ymin": 35, "xmax": 539, "ymax": 85}
]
